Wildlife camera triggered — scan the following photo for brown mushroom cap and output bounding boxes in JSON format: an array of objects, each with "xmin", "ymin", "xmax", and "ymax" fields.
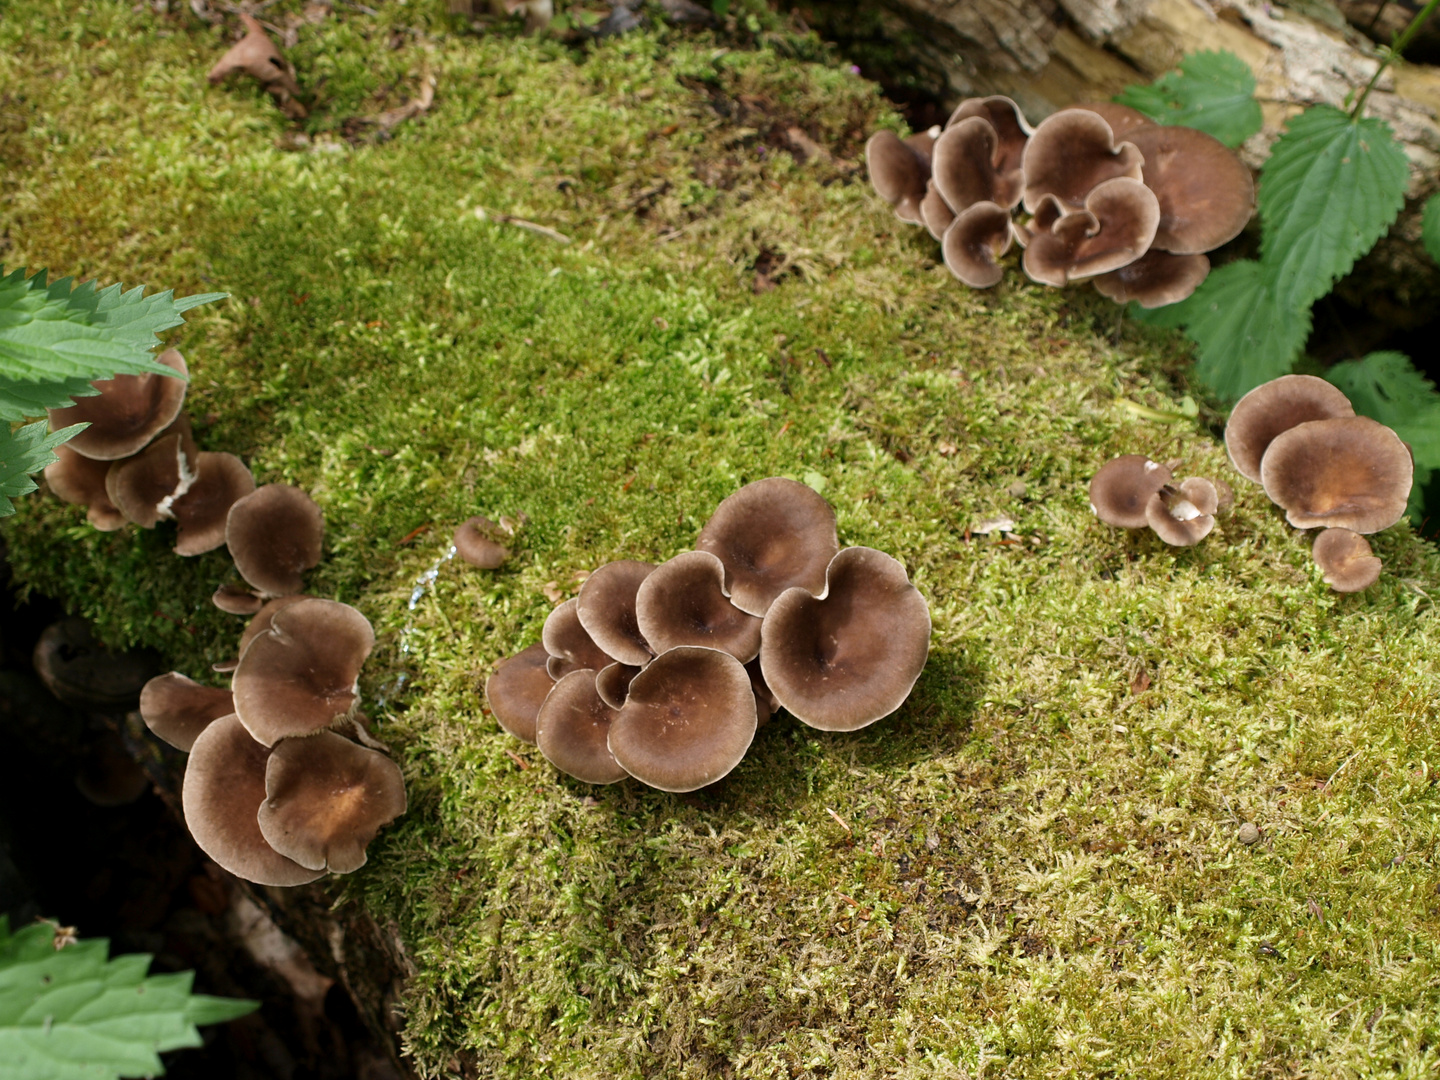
[
  {"xmin": 696, "ymin": 477, "xmax": 840, "ymax": 617},
  {"xmin": 44, "ymin": 443, "xmax": 126, "ymax": 530},
  {"xmin": 1092, "ymin": 249, "xmax": 1210, "ymax": 308},
  {"xmin": 232, "ymin": 598, "xmax": 375, "ymax": 746},
  {"xmin": 634, "ymin": 550, "xmax": 763, "ymax": 662},
  {"xmin": 534, "ymin": 669, "xmax": 629, "ymax": 784},
  {"xmin": 1021, "ymin": 109, "xmax": 1144, "ymax": 214},
  {"xmin": 47, "ymin": 348, "xmax": 188, "ymax": 462},
  {"xmin": 140, "ymin": 672, "xmax": 235, "ymax": 751},
  {"xmin": 1260, "ymin": 416, "xmax": 1413, "ymax": 534},
  {"xmin": 1060, "ymin": 102, "xmax": 1153, "ymax": 140},
  {"xmin": 1089, "ymin": 455, "xmax": 1174, "ymax": 529},
  {"xmin": 942, "ymin": 201, "xmax": 1014, "ymax": 288},
  {"xmin": 227, "ymin": 484, "xmax": 324, "ymax": 597},
  {"xmin": 946, "ymin": 95, "xmax": 1032, "ymax": 178},
  {"xmin": 181, "ymin": 713, "xmax": 323, "ymax": 887},
  {"xmin": 759, "ymin": 547, "xmax": 931, "ymax": 732},
  {"xmin": 542, "ymin": 598, "xmax": 614, "ymax": 679},
  {"xmin": 608, "ymin": 647, "xmax": 757, "ymax": 792},
  {"xmin": 172, "ymin": 452, "xmax": 256, "ymax": 556},
  {"xmin": 454, "ymin": 516, "xmax": 509, "ymax": 569},
  {"xmin": 214, "ymin": 583, "xmax": 265, "ymax": 615},
  {"xmin": 1124, "ymin": 124, "xmax": 1255, "ymax": 255},
  {"xmin": 576, "ymin": 560, "xmax": 656, "ymax": 667},
  {"xmin": 1224, "ymin": 374, "xmax": 1356, "ymax": 484},
  {"xmin": 1022, "ymin": 178, "xmax": 1160, "ymax": 286},
  {"xmin": 257, "ymin": 731, "xmax": 407, "ymax": 874},
  {"xmin": 104, "ymin": 432, "xmax": 197, "ymax": 528},
  {"xmin": 865, "ymin": 129, "xmax": 932, "ymax": 225},
  {"xmin": 1177, "ymin": 477, "xmax": 1220, "ymax": 517},
  {"xmin": 485, "ymin": 642, "xmax": 554, "ymax": 744},
  {"xmin": 238, "ymin": 595, "xmax": 310, "ymax": 657},
  {"xmin": 920, "ymin": 179, "xmax": 956, "ymax": 241},
  {"xmin": 1144, "ymin": 484, "xmax": 1216, "ymax": 546},
  {"xmin": 931, "ymin": 117, "xmax": 1022, "ymax": 215},
  {"xmin": 1312, "ymin": 527, "xmax": 1383, "ymax": 592},
  {"xmin": 595, "ymin": 662, "xmax": 641, "ymax": 710}
]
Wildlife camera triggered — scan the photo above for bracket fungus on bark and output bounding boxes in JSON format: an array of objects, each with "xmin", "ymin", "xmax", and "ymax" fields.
[
  {"xmin": 44, "ymin": 444, "xmax": 126, "ymax": 531},
  {"xmin": 1259, "ymin": 416, "xmax": 1413, "ymax": 534},
  {"xmin": 634, "ymin": 550, "xmax": 763, "ymax": 662},
  {"xmin": 1312, "ymin": 527, "xmax": 1383, "ymax": 592},
  {"xmin": 172, "ymin": 452, "xmax": 256, "ymax": 556},
  {"xmin": 227, "ymin": 484, "xmax": 325, "ymax": 597},
  {"xmin": 1021, "ymin": 109, "xmax": 1144, "ymax": 214},
  {"xmin": 942, "ymin": 201, "xmax": 1015, "ymax": 288},
  {"xmin": 140, "ymin": 672, "xmax": 235, "ymax": 752},
  {"xmin": 1022, "ymin": 178, "xmax": 1160, "ymax": 286},
  {"xmin": 759, "ymin": 547, "xmax": 931, "ymax": 733},
  {"xmin": 1225, "ymin": 374, "xmax": 1356, "ymax": 484},
  {"xmin": 484, "ymin": 642, "xmax": 554, "ymax": 744},
  {"xmin": 542, "ymin": 598, "xmax": 615, "ymax": 680},
  {"xmin": 47, "ymin": 348, "xmax": 189, "ymax": 462},
  {"xmin": 1089, "ymin": 455, "xmax": 1174, "ymax": 529},
  {"xmin": 865, "ymin": 128, "xmax": 937, "ymax": 225},
  {"xmin": 535, "ymin": 669, "xmax": 629, "ymax": 784},
  {"xmin": 576, "ymin": 560, "xmax": 656, "ymax": 667},
  {"xmin": 454, "ymin": 516, "xmax": 509, "ymax": 569}
]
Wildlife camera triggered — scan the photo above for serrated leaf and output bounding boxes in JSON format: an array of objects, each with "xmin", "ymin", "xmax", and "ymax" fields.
[
  {"xmin": 1325, "ymin": 351, "xmax": 1440, "ymax": 466},
  {"xmin": 0, "ymin": 917, "xmax": 259, "ymax": 1080},
  {"xmin": 0, "ymin": 376, "xmax": 100, "ymax": 423},
  {"xmin": 0, "ymin": 421, "xmax": 87, "ymax": 518},
  {"xmin": 1258, "ymin": 106, "xmax": 1409, "ymax": 311},
  {"xmin": 1423, "ymin": 192, "xmax": 1440, "ymax": 265},
  {"xmin": 1113, "ymin": 49, "xmax": 1263, "ymax": 148}
]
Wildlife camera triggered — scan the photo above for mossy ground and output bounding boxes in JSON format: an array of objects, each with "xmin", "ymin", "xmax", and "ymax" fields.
[{"xmin": 5, "ymin": 3, "xmax": 1440, "ymax": 1076}]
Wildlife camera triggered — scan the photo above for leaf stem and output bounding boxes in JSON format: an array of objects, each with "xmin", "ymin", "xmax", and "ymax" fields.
[{"xmin": 1352, "ymin": 0, "xmax": 1440, "ymax": 117}]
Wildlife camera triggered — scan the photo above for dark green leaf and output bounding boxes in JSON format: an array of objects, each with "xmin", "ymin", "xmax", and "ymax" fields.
[
  {"xmin": 0, "ymin": 420, "xmax": 86, "ymax": 517},
  {"xmin": 1423, "ymin": 192, "xmax": 1440, "ymax": 265},
  {"xmin": 1325, "ymin": 351, "xmax": 1440, "ymax": 466},
  {"xmin": 0, "ymin": 375, "xmax": 100, "ymax": 423},
  {"xmin": 1113, "ymin": 50, "xmax": 1263, "ymax": 147}
]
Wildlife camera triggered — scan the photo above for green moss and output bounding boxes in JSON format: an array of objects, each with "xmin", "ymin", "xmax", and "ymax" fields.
[{"xmin": 5, "ymin": 4, "xmax": 1440, "ymax": 1077}]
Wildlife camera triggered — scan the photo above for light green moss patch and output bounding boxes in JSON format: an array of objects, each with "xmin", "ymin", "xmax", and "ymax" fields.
[{"xmin": 4, "ymin": 4, "xmax": 1440, "ymax": 1077}]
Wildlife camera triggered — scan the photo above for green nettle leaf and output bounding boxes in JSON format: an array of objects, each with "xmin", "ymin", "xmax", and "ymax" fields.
[
  {"xmin": 0, "ymin": 916, "xmax": 258, "ymax": 1079},
  {"xmin": 1325, "ymin": 351, "xmax": 1440, "ymax": 465},
  {"xmin": 1258, "ymin": 106, "xmax": 1409, "ymax": 311},
  {"xmin": 1423, "ymin": 192, "xmax": 1440, "ymax": 265},
  {"xmin": 0, "ymin": 420, "xmax": 87, "ymax": 517},
  {"xmin": 0, "ymin": 375, "xmax": 101, "ymax": 423},
  {"xmin": 1113, "ymin": 49, "xmax": 1263, "ymax": 148}
]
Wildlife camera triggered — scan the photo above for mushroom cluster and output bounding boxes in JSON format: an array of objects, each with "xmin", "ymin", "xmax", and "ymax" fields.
[
  {"xmin": 1089, "ymin": 454, "xmax": 1232, "ymax": 546},
  {"xmin": 486, "ymin": 478, "xmax": 931, "ymax": 791},
  {"xmin": 139, "ymin": 598, "xmax": 405, "ymax": 886},
  {"xmin": 1224, "ymin": 375, "xmax": 1412, "ymax": 592},
  {"xmin": 866, "ymin": 98, "xmax": 1255, "ymax": 307}
]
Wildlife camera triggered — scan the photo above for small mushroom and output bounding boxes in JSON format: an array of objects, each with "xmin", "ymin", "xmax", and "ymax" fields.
[
  {"xmin": 695, "ymin": 477, "xmax": 840, "ymax": 617},
  {"xmin": 1312, "ymin": 527, "xmax": 1383, "ymax": 592},
  {"xmin": 74, "ymin": 731, "xmax": 150, "ymax": 808},
  {"xmin": 1092, "ymin": 249, "xmax": 1210, "ymax": 308},
  {"xmin": 1224, "ymin": 375, "xmax": 1355, "ymax": 484},
  {"xmin": 140, "ymin": 672, "xmax": 236, "ymax": 751},
  {"xmin": 453, "ymin": 516, "xmax": 509, "ymax": 569},
  {"xmin": 595, "ymin": 661, "xmax": 642, "ymax": 710},
  {"xmin": 1020, "ymin": 109, "xmax": 1144, "ymax": 214},
  {"xmin": 43, "ymin": 444, "xmax": 126, "ymax": 530},
  {"xmin": 865, "ymin": 129, "xmax": 936, "ymax": 225},
  {"xmin": 919, "ymin": 179, "xmax": 956, "ymax": 241},
  {"xmin": 181, "ymin": 714, "xmax": 323, "ymax": 887},
  {"xmin": 542, "ymin": 598, "xmax": 614, "ymax": 679},
  {"xmin": 208, "ymin": 14, "xmax": 307, "ymax": 118},
  {"xmin": 257, "ymin": 731, "xmax": 407, "ymax": 874},
  {"xmin": 232, "ymin": 598, "xmax": 375, "ymax": 746},
  {"xmin": 576, "ymin": 560, "xmax": 656, "ymax": 667},
  {"xmin": 172, "ymin": 452, "xmax": 256, "ymax": 556},
  {"xmin": 759, "ymin": 547, "xmax": 931, "ymax": 733},
  {"xmin": 33, "ymin": 619, "xmax": 160, "ymax": 711},
  {"xmin": 485, "ymin": 642, "xmax": 554, "ymax": 744},
  {"xmin": 1089, "ymin": 455, "xmax": 1174, "ymax": 529},
  {"xmin": 931, "ymin": 116, "xmax": 1022, "ymax": 216},
  {"xmin": 945, "ymin": 95, "xmax": 1032, "ymax": 186},
  {"xmin": 534, "ymin": 670, "xmax": 629, "ymax": 784},
  {"xmin": 104, "ymin": 432, "xmax": 198, "ymax": 528},
  {"xmin": 607, "ymin": 647, "xmax": 757, "ymax": 792},
  {"xmin": 941, "ymin": 201, "xmax": 1014, "ymax": 288},
  {"xmin": 1145, "ymin": 483, "xmax": 1215, "ymax": 546},
  {"xmin": 1125, "ymin": 124, "xmax": 1255, "ymax": 255},
  {"xmin": 214, "ymin": 583, "xmax": 265, "ymax": 616},
  {"xmin": 1178, "ymin": 477, "xmax": 1220, "ymax": 516},
  {"xmin": 1259, "ymin": 416, "xmax": 1413, "ymax": 534},
  {"xmin": 1022, "ymin": 178, "xmax": 1160, "ymax": 286},
  {"xmin": 634, "ymin": 550, "xmax": 762, "ymax": 662},
  {"xmin": 1059, "ymin": 102, "xmax": 1153, "ymax": 140},
  {"xmin": 47, "ymin": 348, "xmax": 188, "ymax": 461},
  {"xmin": 226, "ymin": 484, "xmax": 324, "ymax": 597}
]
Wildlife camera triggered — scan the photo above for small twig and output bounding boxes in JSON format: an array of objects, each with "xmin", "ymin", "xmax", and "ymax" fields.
[
  {"xmin": 504, "ymin": 748, "xmax": 531, "ymax": 770},
  {"xmin": 1321, "ymin": 749, "xmax": 1363, "ymax": 793},
  {"xmin": 825, "ymin": 807, "xmax": 851, "ymax": 834},
  {"xmin": 397, "ymin": 523, "xmax": 431, "ymax": 546},
  {"xmin": 471, "ymin": 206, "xmax": 572, "ymax": 244},
  {"xmin": 1351, "ymin": 0, "xmax": 1440, "ymax": 117}
]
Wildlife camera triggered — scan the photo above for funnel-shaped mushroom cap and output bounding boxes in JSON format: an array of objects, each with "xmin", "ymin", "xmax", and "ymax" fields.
[
  {"xmin": 214, "ymin": 583, "xmax": 264, "ymax": 615},
  {"xmin": 1145, "ymin": 484, "xmax": 1215, "ymax": 546},
  {"xmin": 942, "ymin": 201, "xmax": 1014, "ymax": 288},
  {"xmin": 1177, "ymin": 477, "xmax": 1220, "ymax": 516},
  {"xmin": 542, "ymin": 598, "xmax": 614, "ymax": 679},
  {"xmin": 257, "ymin": 731, "xmax": 407, "ymax": 874},
  {"xmin": 44, "ymin": 444, "xmax": 126, "ymax": 530},
  {"xmin": 454, "ymin": 516, "xmax": 509, "ymax": 569},
  {"xmin": 140, "ymin": 672, "xmax": 235, "ymax": 751},
  {"xmin": 208, "ymin": 13, "xmax": 303, "ymax": 96},
  {"xmin": 227, "ymin": 484, "xmax": 324, "ymax": 596},
  {"xmin": 595, "ymin": 662, "xmax": 641, "ymax": 710},
  {"xmin": 1260, "ymin": 416, "xmax": 1413, "ymax": 534},
  {"xmin": 696, "ymin": 477, "xmax": 839, "ymax": 616},
  {"xmin": 172, "ymin": 452, "xmax": 256, "ymax": 556},
  {"xmin": 931, "ymin": 117, "xmax": 1022, "ymax": 215},
  {"xmin": 47, "ymin": 348, "xmax": 188, "ymax": 462},
  {"xmin": 946, "ymin": 96, "xmax": 1032, "ymax": 174},
  {"xmin": 1089, "ymin": 455, "xmax": 1174, "ymax": 528},
  {"xmin": 759, "ymin": 547, "xmax": 931, "ymax": 732},
  {"xmin": 865, "ymin": 130, "xmax": 931, "ymax": 225},
  {"xmin": 535, "ymin": 670, "xmax": 629, "ymax": 784},
  {"xmin": 1060, "ymin": 102, "xmax": 1152, "ymax": 139},
  {"xmin": 1093, "ymin": 249, "xmax": 1210, "ymax": 308},
  {"xmin": 485, "ymin": 642, "xmax": 554, "ymax": 744},
  {"xmin": 608, "ymin": 647, "xmax": 757, "ymax": 792},
  {"xmin": 104, "ymin": 433, "xmax": 197, "ymax": 528},
  {"xmin": 1312, "ymin": 527, "xmax": 1383, "ymax": 592},
  {"xmin": 920, "ymin": 179, "xmax": 956, "ymax": 241},
  {"xmin": 1224, "ymin": 374, "xmax": 1355, "ymax": 484},
  {"xmin": 1021, "ymin": 109, "xmax": 1144, "ymax": 214},
  {"xmin": 1124, "ymin": 125, "xmax": 1255, "ymax": 254},
  {"xmin": 1023, "ymin": 179, "xmax": 1160, "ymax": 286},
  {"xmin": 232, "ymin": 598, "xmax": 375, "ymax": 746},
  {"xmin": 635, "ymin": 550, "xmax": 763, "ymax": 661},
  {"xmin": 182, "ymin": 714, "xmax": 323, "ymax": 887},
  {"xmin": 577, "ymin": 560, "xmax": 656, "ymax": 667}
]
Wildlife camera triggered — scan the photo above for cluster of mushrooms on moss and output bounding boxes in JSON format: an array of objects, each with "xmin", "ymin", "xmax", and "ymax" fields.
[
  {"xmin": 486, "ymin": 478, "xmax": 932, "ymax": 792},
  {"xmin": 1090, "ymin": 455, "xmax": 1233, "ymax": 547},
  {"xmin": 867, "ymin": 97, "xmax": 1254, "ymax": 306}
]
